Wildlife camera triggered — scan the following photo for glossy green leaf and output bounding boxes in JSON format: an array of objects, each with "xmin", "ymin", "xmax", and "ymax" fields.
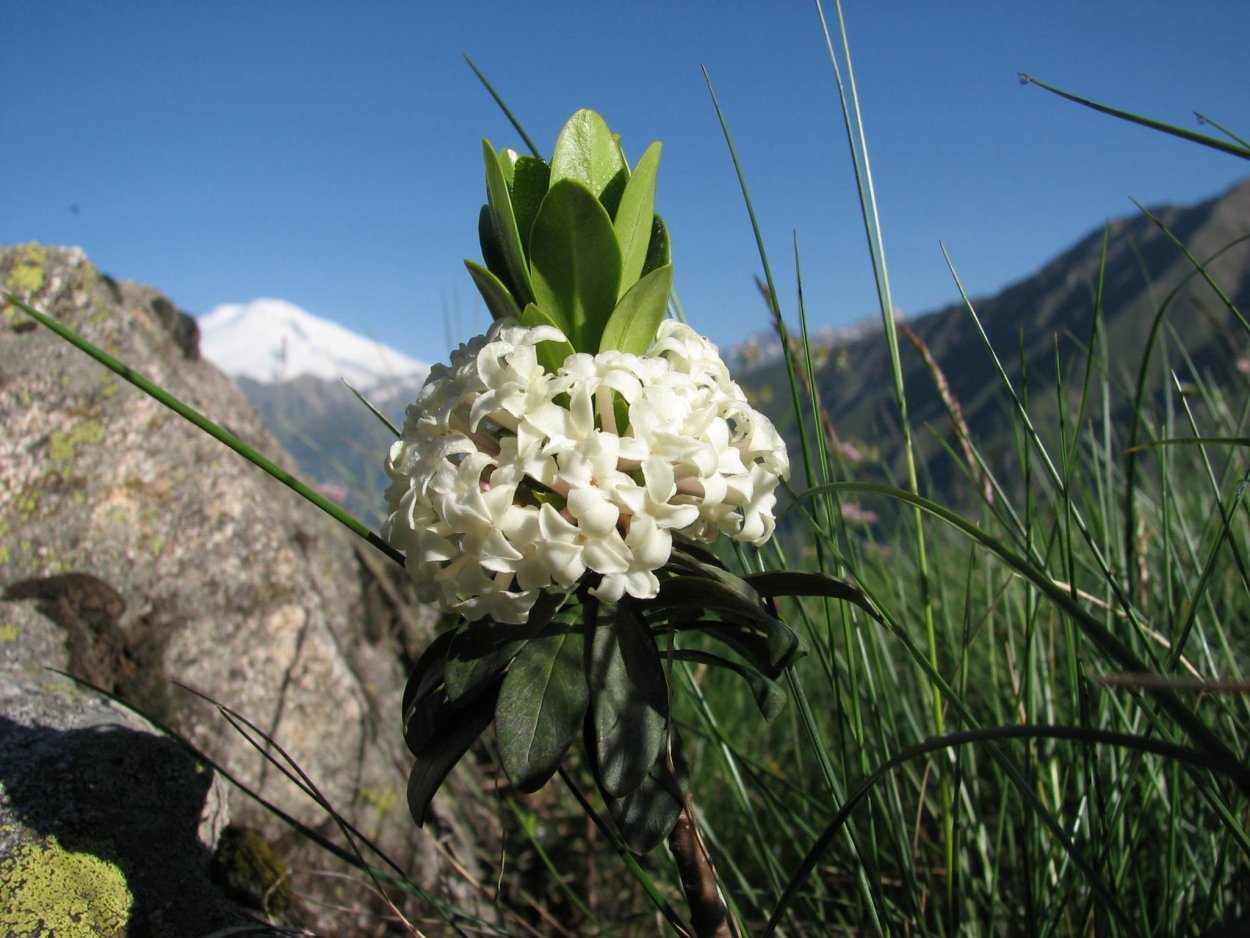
[
  {"xmin": 520, "ymin": 303, "xmax": 577, "ymax": 374},
  {"xmin": 606, "ymin": 729, "xmax": 688, "ymax": 855},
  {"xmin": 613, "ymin": 141, "xmax": 661, "ymax": 294},
  {"xmin": 589, "ymin": 603, "xmax": 670, "ymax": 798},
  {"xmin": 673, "ymin": 649, "xmax": 786, "ymax": 722},
  {"xmin": 465, "ymin": 260, "xmax": 523, "ymax": 323},
  {"xmin": 496, "ymin": 626, "xmax": 588, "ymax": 793},
  {"xmin": 407, "ymin": 681, "xmax": 499, "ymax": 826},
  {"xmin": 551, "ymin": 109, "xmax": 628, "ymax": 206},
  {"xmin": 529, "ymin": 179, "xmax": 622, "ymax": 352},
  {"xmin": 498, "ymin": 147, "xmax": 518, "ymax": 186},
  {"xmin": 508, "ymin": 155, "xmax": 551, "ymax": 258},
  {"xmin": 597, "ymin": 264, "xmax": 672, "ymax": 356},
  {"xmin": 483, "ymin": 139, "xmax": 534, "ymax": 305},
  {"xmin": 641, "ymin": 213, "xmax": 670, "ymax": 276}
]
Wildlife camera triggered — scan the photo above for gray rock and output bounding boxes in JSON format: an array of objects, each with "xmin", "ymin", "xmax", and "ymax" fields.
[
  {"xmin": 0, "ymin": 668, "xmax": 251, "ymax": 936},
  {"xmin": 0, "ymin": 244, "xmax": 497, "ymax": 934}
]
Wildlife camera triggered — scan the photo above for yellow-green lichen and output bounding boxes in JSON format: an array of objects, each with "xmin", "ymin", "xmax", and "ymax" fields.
[
  {"xmin": 0, "ymin": 835, "xmax": 133, "ymax": 935},
  {"xmin": 6, "ymin": 244, "xmax": 50, "ymax": 295},
  {"xmin": 47, "ymin": 419, "xmax": 107, "ymax": 464},
  {"xmin": 0, "ymin": 623, "xmax": 19, "ymax": 643}
]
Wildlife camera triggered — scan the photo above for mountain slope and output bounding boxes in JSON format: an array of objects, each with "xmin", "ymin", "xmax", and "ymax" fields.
[{"xmin": 740, "ymin": 177, "xmax": 1250, "ymax": 502}]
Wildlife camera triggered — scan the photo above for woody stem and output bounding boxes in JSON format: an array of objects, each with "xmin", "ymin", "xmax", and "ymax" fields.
[{"xmin": 667, "ymin": 793, "xmax": 733, "ymax": 938}]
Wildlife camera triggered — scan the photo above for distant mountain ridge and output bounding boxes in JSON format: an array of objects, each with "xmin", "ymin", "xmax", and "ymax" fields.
[{"xmin": 738, "ymin": 176, "xmax": 1250, "ymax": 502}]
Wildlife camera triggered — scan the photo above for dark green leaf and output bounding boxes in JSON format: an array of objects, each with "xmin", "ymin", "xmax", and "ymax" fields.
[
  {"xmin": 497, "ymin": 626, "xmax": 588, "ymax": 792},
  {"xmin": 606, "ymin": 728, "xmax": 688, "ymax": 854},
  {"xmin": 653, "ymin": 577, "xmax": 803, "ymax": 668},
  {"xmin": 529, "ymin": 179, "xmax": 622, "ymax": 352},
  {"xmin": 508, "ymin": 155, "xmax": 551, "ymax": 259},
  {"xmin": 685, "ymin": 622, "xmax": 784, "ymax": 679},
  {"xmin": 520, "ymin": 303, "xmax": 577, "ymax": 374},
  {"xmin": 672, "ymin": 649, "xmax": 786, "ymax": 722},
  {"xmin": 598, "ymin": 167, "xmax": 628, "ymax": 220},
  {"xmin": 477, "ymin": 205, "xmax": 514, "ymax": 297},
  {"xmin": 445, "ymin": 593, "xmax": 562, "ymax": 701},
  {"xmin": 550, "ymin": 109, "xmax": 628, "ymax": 204},
  {"xmin": 641, "ymin": 214, "xmax": 670, "ymax": 277},
  {"xmin": 666, "ymin": 547, "xmax": 763, "ymax": 604},
  {"xmin": 613, "ymin": 141, "xmax": 661, "ymax": 295},
  {"xmin": 402, "ymin": 628, "xmax": 457, "ymax": 755},
  {"xmin": 670, "ymin": 537, "xmax": 727, "ymax": 570},
  {"xmin": 407, "ymin": 681, "xmax": 499, "ymax": 826},
  {"xmin": 483, "ymin": 139, "xmax": 534, "ymax": 306},
  {"xmin": 655, "ymin": 575, "xmax": 766, "ymax": 626},
  {"xmin": 589, "ymin": 603, "xmax": 670, "ymax": 798},
  {"xmin": 597, "ymin": 264, "xmax": 673, "ymax": 356},
  {"xmin": 745, "ymin": 570, "xmax": 869, "ymax": 607},
  {"xmin": 465, "ymin": 260, "xmax": 523, "ymax": 323}
]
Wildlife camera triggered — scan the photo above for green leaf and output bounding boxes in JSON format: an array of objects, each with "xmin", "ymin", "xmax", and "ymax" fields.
[
  {"xmin": 672, "ymin": 649, "xmax": 786, "ymax": 722},
  {"xmin": 520, "ymin": 303, "xmax": 577, "ymax": 374},
  {"xmin": 496, "ymin": 626, "xmax": 588, "ymax": 792},
  {"xmin": 745, "ymin": 570, "xmax": 872, "ymax": 611},
  {"xmin": 606, "ymin": 728, "xmax": 688, "ymax": 854},
  {"xmin": 508, "ymin": 155, "xmax": 551, "ymax": 258},
  {"xmin": 483, "ymin": 139, "xmax": 534, "ymax": 305},
  {"xmin": 477, "ymin": 205, "xmax": 513, "ymax": 296},
  {"xmin": 465, "ymin": 260, "xmax": 523, "ymax": 322},
  {"xmin": 653, "ymin": 576, "xmax": 804, "ymax": 669},
  {"xmin": 641, "ymin": 214, "xmax": 670, "ymax": 276},
  {"xmin": 550, "ymin": 109, "xmax": 628, "ymax": 206},
  {"xmin": 613, "ymin": 141, "xmax": 661, "ymax": 294},
  {"xmin": 589, "ymin": 603, "xmax": 670, "ymax": 798},
  {"xmin": 529, "ymin": 179, "xmax": 622, "ymax": 352},
  {"xmin": 597, "ymin": 264, "xmax": 673, "ymax": 356},
  {"xmin": 407, "ymin": 681, "xmax": 499, "ymax": 826},
  {"xmin": 402, "ymin": 629, "xmax": 457, "ymax": 756},
  {"xmin": 498, "ymin": 146, "xmax": 518, "ymax": 186},
  {"xmin": 445, "ymin": 593, "xmax": 562, "ymax": 701}
]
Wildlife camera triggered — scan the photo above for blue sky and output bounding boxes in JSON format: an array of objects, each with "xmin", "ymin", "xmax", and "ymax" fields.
[{"xmin": 3, "ymin": 2, "xmax": 1247, "ymax": 365}]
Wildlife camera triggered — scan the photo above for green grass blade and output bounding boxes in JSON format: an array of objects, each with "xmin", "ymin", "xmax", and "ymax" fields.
[
  {"xmin": 462, "ymin": 53, "xmax": 543, "ymax": 159},
  {"xmin": 1019, "ymin": 74, "xmax": 1250, "ymax": 160},
  {"xmin": 6, "ymin": 292, "xmax": 404, "ymax": 566}
]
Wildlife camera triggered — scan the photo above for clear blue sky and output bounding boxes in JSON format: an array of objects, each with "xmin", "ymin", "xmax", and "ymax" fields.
[{"xmin": 3, "ymin": 2, "xmax": 1247, "ymax": 365}]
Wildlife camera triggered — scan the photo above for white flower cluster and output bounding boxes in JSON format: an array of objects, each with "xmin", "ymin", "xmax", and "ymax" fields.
[{"xmin": 383, "ymin": 318, "xmax": 790, "ymax": 623}]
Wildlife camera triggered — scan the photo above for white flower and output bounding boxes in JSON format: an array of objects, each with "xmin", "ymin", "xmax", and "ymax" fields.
[{"xmin": 383, "ymin": 317, "xmax": 789, "ymax": 623}]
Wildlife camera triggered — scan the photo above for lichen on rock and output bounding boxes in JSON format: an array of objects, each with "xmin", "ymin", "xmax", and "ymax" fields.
[{"xmin": 0, "ymin": 835, "xmax": 133, "ymax": 937}]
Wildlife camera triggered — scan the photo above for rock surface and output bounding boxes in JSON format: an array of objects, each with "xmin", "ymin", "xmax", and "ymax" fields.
[
  {"xmin": 0, "ymin": 668, "xmax": 251, "ymax": 935},
  {"xmin": 0, "ymin": 245, "xmax": 496, "ymax": 934}
]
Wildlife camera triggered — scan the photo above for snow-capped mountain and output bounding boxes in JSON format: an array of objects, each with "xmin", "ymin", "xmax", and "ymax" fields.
[{"xmin": 199, "ymin": 298, "xmax": 428, "ymax": 390}]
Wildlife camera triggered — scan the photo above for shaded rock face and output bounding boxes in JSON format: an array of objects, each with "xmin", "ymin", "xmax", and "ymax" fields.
[
  {"xmin": 0, "ymin": 245, "xmax": 492, "ymax": 933},
  {"xmin": 0, "ymin": 668, "xmax": 250, "ymax": 935}
]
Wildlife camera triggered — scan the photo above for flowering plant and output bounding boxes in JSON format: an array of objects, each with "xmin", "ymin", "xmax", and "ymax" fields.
[{"xmin": 387, "ymin": 113, "xmax": 840, "ymax": 898}]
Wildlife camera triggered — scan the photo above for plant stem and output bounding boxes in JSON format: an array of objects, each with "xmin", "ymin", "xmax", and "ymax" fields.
[{"xmin": 668, "ymin": 794, "xmax": 733, "ymax": 938}]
